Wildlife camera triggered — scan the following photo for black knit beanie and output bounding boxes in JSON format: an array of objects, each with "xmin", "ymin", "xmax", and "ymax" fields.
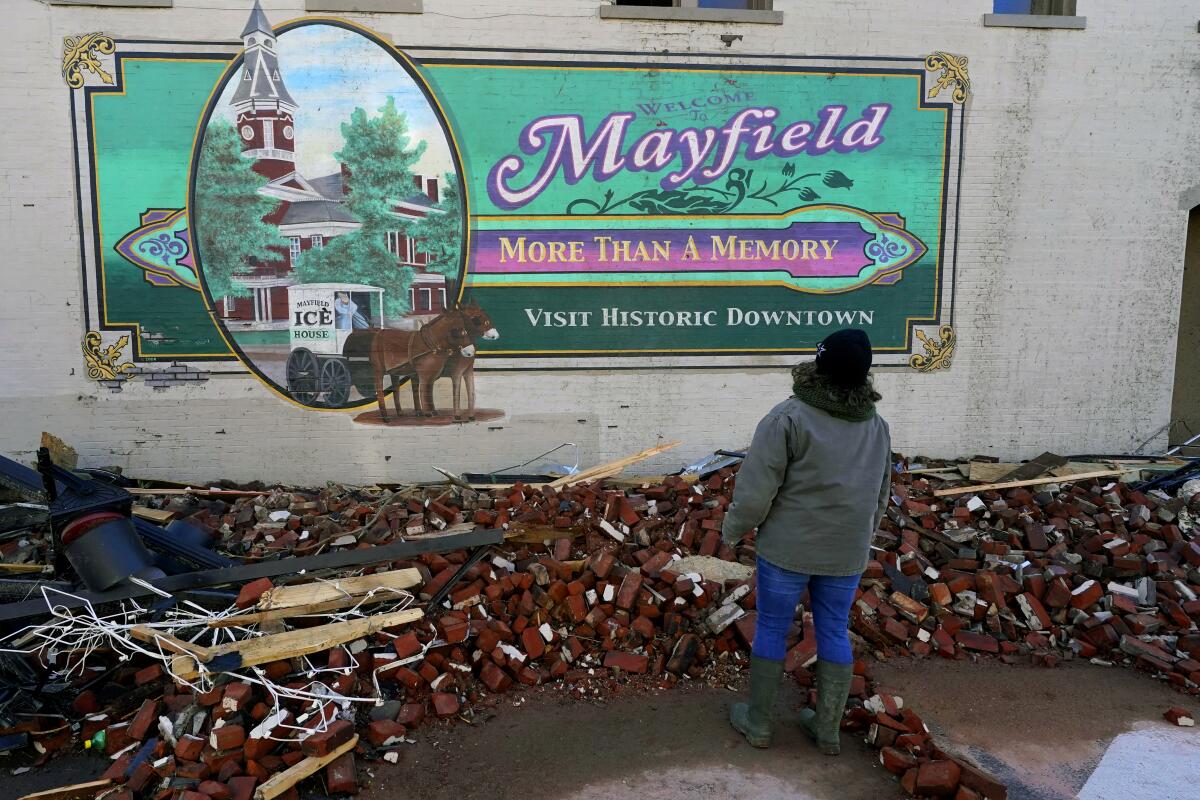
[{"xmin": 815, "ymin": 329, "xmax": 873, "ymax": 387}]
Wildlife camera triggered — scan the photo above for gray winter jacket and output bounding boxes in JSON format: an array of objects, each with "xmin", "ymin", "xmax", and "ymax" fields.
[{"xmin": 720, "ymin": 397, "xmax": 892, "ymax": 576}]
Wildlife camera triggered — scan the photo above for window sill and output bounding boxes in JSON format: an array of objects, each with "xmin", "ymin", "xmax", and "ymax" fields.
[
  {"xmin": 982, "ymin": 13, "xmax": 1086, "ymax": 30},
  {"xmin": 600, "ymin": 7, "xmax": 782, "ymax": 25},
  {"xmin": 305, "ymin": 0, "xmax": 422, "ymax": 13},
  {"xmin": 48, "ymin": 0, "xmax": 173, "ymax": 7}
]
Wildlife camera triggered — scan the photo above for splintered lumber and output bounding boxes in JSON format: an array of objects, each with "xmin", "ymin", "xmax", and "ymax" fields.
[
  {"xmin": 126, "ymin": 487, "xmax": 267, "ymax": 497},
  {"xmin": 131, "ymin": 505, "xmax": 176, "ymax": 523},
  {"xmin": 0, "ymin": 563, "xmax": 46, "ymax": 573},
  {"xmin": 256, "ymin": 568, "xmax": 422, "ymax": 611},
  {"xmin": 932, "ymin": 469, "xmax": 1122, "ymax": 498},
  {"xmin": 208, "ymin": 595, "xmax": 394, "ymax": 628},
  {"xmin": 17, "ymin": 780, "xmax": 112, "ymax": 800},
  {"xmin": 144, "ymin": 607, "xmax": 424, "ymax": 680},
  {"xmin": 254, "ymin": 735, "xmax": 358, "ymax": 800},
  {"xmin": 547, "ymin": 441, "xmax": 682, "ymax": 489}
]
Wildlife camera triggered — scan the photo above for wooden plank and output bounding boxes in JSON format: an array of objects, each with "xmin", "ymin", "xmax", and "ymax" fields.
[
  {"xmin": 18, "ymin": 779, "xmax": 112, "ymax": 800},
  {"xmin": 905, "ymin": 465, "xmax": 968, "ymax": 475},
  {"xmin": 208, "ymin": 595, "xmax": 389, "ymax": 628},
  {"xmin": 256, "ymin": 568, "xmax": 422, "ymax": 611},
  {"xmin": 546, "ymin": 442, "xmax": 682, "ymax": 489},
  {"xmin": 172, "ymin": 608, "xmax": 423, "ymax": 679},
  {"xmin": 129, "ymin": 625, "xmax": 212, "ymax": 658},
  {"xmin": 126, "ymin": 487, "xmax": 268, "ymax": 497},
  {"xmin": 933, "ymin": 469, "xmax": 1122, "ymax": 498},
  {"xmin": 132, "ymin": 505, "xmax": 176, "ymax": 523},
  {"xmin": 0, "ymin": 563, "xmax": 47, "ymax": 573},
  {"xmin": 968, "ymin": 462, "xmax": 1020, "ymax": 483},
  {"xmin": 254, "ymin": 735, "xmax": 358, "ymax": 800}
]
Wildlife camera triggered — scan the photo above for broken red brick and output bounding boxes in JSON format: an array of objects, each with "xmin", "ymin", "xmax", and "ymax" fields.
[
  {"xmin": 432, "ymin": 692, "xmax": 461, "ymax": 718},
  {"xmin": 917, "ymin": 759, "xmax": 962, "ymax": 797},
  {"xmin": 235, "ymin": 577, "xmax": 274, "ymax": 609}
]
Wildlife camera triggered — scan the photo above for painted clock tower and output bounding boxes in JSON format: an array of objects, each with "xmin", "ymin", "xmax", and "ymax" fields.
[{"xmin": 231, "ymin": 1, "xmax": 298, "ymax": 181}]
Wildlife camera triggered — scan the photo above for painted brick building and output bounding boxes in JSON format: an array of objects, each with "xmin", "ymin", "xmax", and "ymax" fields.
[{"xmin": 2, "ymin": 0, "xmax": 1198, "ymax": 484}]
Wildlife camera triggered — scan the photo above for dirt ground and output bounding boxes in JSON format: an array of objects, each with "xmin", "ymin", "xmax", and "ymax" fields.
[
  {"xmin": 7, "ymin": 660, "xmax": 1198, "ymax": 800},
  {"xmin": 871, "ymin": 658, "xmax": 1200, "ymax": 800},
  {"xmin": 360, "ymin": 679, "xmax": 899, "ymax": 800}
]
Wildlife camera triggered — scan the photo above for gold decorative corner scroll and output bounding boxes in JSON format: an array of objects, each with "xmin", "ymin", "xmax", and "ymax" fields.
[
  {"xmin": 83, "ymin": 331, "xmax": 136, "ymax": 381},
  {"xmin": 62, "ymin": 33, "xmax": 115, "ymax": 89},
  {"xmin": 909, "ymin": 324, "xmax": 955, "ymax": 373},
  {"xmin": 925, "ymin": 51, "xmax": 970, "ymax": 104}
]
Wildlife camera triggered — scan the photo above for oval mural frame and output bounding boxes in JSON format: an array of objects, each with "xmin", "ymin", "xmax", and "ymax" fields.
[{"xmin": 187, "ymin": 17, "xmax": 470, "ymax": 412}]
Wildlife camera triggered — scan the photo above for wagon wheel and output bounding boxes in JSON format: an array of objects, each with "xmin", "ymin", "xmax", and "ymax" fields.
[
  {"xmin": 285, "ymin": 348, "xmax": 320, "ymax": 405},
  {"xmin": 320, "ymin": 358, "xmax": 352, "ymax": 407}
]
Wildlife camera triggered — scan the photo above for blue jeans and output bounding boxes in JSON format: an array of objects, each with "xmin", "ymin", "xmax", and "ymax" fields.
[{"xmin": 751, "ymin": 556, "xmax": 860, "ymax": 665}]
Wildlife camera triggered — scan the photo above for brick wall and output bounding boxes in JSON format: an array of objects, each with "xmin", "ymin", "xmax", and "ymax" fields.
[{"xmin": 2, "ymin": 0, "xmax": 1198, "ymax": 483}]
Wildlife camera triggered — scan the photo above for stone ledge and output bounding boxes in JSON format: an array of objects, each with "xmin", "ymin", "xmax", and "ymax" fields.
[
  {"xmin": 982, "ymin": 13, "xmax": 1086, "ymax": 29},
  {"xmin": 48, "ymin": 0, "xmax": 172, "ymax": 6},
  {"xmin": 305, "ymin": 0, "xmax": 422, "ymax": 12},
  {"xmin": 600, "ymin": 6, "xmax": 782, "ymax": 25}
]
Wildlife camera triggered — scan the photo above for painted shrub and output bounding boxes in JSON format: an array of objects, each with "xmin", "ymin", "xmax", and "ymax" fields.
[{"xmin": 191, "ymin": 18, "xmax": 464, "ymax": 409}]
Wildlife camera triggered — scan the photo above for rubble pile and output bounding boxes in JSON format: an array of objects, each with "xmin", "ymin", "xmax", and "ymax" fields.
[{"xmin": 3, "ymin": 454, "xmax": 1199, "ymax": 800}]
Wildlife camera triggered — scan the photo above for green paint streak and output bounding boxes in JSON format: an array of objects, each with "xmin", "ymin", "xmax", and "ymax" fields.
[{"xmin": 92, "ymin": 58, "xmax": 231, "ymax": 358}]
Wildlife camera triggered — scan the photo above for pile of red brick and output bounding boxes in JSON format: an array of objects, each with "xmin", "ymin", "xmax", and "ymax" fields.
[{"xmin": 15, "ymin": 461, "xmax": 1200, "ymax": 800}]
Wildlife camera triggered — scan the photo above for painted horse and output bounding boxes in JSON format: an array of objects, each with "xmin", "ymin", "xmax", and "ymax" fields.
[
  {"xmin": 370, "ymin": 301, "xmax": 498, "ymax": 421},
  {"xmin": 412, "ymin": 301, "xmax": 498, "ymax": 421}
]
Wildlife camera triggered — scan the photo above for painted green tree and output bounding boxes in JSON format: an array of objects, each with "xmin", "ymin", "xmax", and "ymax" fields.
[
  {"xmin": 294, "ymin": 97, "xmax": 426, "ymax": 318},
  {"xmin": 193, "ymin": 120, "xmax": 281, "ymax": 300},
  {"xmin": 417, "ymin": 172, "xmax": 464, "ymax": 280}
]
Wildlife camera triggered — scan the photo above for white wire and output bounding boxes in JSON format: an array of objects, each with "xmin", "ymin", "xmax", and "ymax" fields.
[{"xmin": 0, "ymin": 583, "xmax": 421, "ymax": 743}]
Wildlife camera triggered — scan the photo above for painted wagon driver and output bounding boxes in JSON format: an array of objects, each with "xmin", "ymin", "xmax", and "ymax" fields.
[{"xmin": 334, "ymin": 292, "xmax": 357, "ymax": 330}]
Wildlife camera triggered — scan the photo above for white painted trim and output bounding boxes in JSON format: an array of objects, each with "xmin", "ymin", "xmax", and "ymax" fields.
[
  {"xmin": 982, "ymin": 13, "xmax": 1086, "ymax": 29},
  {"xmin": 600, "ymin": 5, "xmax": 782, "ymax": 25},
  {"xmin": 278, "ymin": 221, "xmax": 359, "ymax": 238}
]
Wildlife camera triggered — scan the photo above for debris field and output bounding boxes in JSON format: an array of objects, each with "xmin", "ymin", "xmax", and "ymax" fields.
[{"xmin": 3, "ymin": 446, "xmax": 1200, "ymax": 800}]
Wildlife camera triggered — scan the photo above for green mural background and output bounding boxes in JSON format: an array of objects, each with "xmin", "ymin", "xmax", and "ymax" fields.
[{"xmin": 76, "ymin": 32, "xmax": 962, "ymax": 366}]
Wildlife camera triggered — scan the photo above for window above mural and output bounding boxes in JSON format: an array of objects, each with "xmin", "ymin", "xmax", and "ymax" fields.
[{"xmin": 604, "ymin": 0, "xmax": 781, "ymax": 23}]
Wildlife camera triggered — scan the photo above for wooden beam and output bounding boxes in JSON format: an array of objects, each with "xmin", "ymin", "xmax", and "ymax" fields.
[
  {"xmin": 256, "ymin": 568, "xmax": 422, "ymax": 611},
  {"xmin": 932, "ymin": 469, "xmax": 1122, "ymax": 498},
  {"xmin": 126, "ymin": 487, "xmax": 268, "ymax": 497},
  {"xmin": 18, "ymin": 780, "xmax": 113, "ymax": 800},
  {"xmin": 210, "ymin": 595, "xmax": 393, "ymax": 628},
  {"xmin": 171, "ymin": 608, "xmax": 423, "ymax": 680},
  {"xmin": 254, "ymin": 735, "xmax": 358, "ymax": 800},
  {"xmin": 546, "ymin": 442, "xmax": 682, "ymax": 489},
  {"xmin": 0, "ymin": 563, "xmax": 48, "ymax": 574},
  {"xmin": 131, "ymin": 505, "xmax": 176, "ymax": 523}
]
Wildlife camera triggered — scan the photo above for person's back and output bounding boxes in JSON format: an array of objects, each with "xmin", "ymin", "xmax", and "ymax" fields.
[
  {"xmin": 727, "ymin": 395, "xmax": 890, "ymax": 576},
  {"xmin": 723, "ymin": 329, "xmax": 892, "ymax": 756}
]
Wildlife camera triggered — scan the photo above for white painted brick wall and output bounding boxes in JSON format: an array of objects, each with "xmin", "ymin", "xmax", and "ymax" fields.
[{"xmin": 2, "ymin": 0, "xmax": 1199, "ymax": 483}]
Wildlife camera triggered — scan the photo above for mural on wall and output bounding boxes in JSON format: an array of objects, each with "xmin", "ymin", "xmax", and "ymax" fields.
[{"xmin": 67, "ymin": 2, "xmax": 968, "ymax": 417}]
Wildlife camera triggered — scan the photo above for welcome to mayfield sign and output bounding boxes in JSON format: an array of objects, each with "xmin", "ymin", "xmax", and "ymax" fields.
[
  {"xmin": 70, "ymin": 32, "xmax": 966, "ymax": 376},
  {"xmin": 430, "ymin": 48, "xmax": 967, "ymax": 369}
]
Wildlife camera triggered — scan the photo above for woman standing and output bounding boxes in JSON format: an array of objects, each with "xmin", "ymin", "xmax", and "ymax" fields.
[{"xmin": 723, "ymin": 329, "xmax": 892, "ymax": 755}]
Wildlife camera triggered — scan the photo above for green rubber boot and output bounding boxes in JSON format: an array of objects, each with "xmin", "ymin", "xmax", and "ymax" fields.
[
  {"xmin": 729, "ymin": 656, "xmax": 784, "ymax": 748},
  {"xmin": 798, "ymin": 659, "xmax": 854, "ymax": 755}
]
